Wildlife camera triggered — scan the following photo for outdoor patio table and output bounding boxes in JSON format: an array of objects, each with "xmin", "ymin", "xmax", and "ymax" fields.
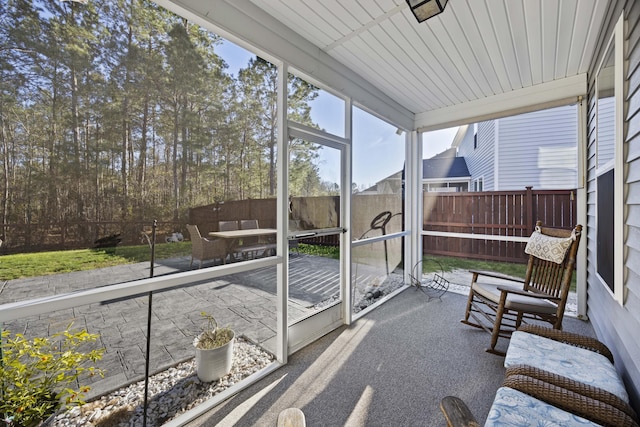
[{"xmin": 208, "ymin": 228, "xmax": 277, "ymax": 262}]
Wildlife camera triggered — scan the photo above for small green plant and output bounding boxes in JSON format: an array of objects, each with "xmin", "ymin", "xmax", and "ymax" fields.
[
  {"xmin": 194, "ymin": 312, "xmax": 233, "ymax": 350},
  {"xmin": 0, "ymin": 325, "xmax": 105, "ymax": 427}
]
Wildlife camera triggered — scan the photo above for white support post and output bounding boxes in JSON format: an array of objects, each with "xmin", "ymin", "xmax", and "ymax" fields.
[
  {"xmin": 343, "ymin": 98, "xmax": 353, "ymax": 325},
  {"xmin": 405, "ymin": 131, "xmax": 422, "ymax": 281},
  {"xmin": 276, "ymin": 61, "xmax": 289, "ymax": 363},
  {"xmin": 576, "ymin": 96, "xmax": 588, "ymax": 319}
]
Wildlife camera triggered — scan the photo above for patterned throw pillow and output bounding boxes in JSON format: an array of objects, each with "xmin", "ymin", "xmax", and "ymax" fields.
[{"xmin": 524, "ymin": 228, "xmax": 574, "ymax": 264}]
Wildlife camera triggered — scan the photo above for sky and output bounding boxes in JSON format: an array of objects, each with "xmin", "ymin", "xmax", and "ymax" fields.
[{"xmin": 216, "ymin": 40, "xmax": 458, "ymax": 187}]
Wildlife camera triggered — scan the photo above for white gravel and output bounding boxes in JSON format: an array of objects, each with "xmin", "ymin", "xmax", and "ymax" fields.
[{"xmin": 51, "ymin": 336, "xmax": 275, "ymax": 426}]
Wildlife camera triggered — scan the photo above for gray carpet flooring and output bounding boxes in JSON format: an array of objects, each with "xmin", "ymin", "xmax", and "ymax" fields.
[{"xmin": 185, "ymin": 288, "xmax": 596, "ymax": 427}]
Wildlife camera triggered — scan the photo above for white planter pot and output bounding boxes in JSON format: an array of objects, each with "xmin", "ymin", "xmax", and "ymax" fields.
[{"xmin": 194, "ymin": 331, "xmax": 235, "ymax": 382}]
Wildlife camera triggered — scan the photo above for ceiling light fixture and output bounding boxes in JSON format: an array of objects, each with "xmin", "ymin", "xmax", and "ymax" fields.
[{"xmin": 406, "ymin": 0, "xmax": 448, "ymax": 23}]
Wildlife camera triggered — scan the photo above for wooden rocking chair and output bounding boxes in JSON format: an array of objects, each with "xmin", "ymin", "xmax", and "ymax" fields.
[{"xmin": 461, "ymin": 220, "xmax": 582, "ymax": 355}]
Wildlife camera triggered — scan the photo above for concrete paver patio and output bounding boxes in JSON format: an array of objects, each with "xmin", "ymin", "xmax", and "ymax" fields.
[{"xmin": 0, "ymin": 254, "xmax": 395, "ymax": 399}]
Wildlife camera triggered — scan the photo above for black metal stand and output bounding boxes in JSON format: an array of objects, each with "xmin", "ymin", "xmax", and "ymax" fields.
[
  {"xmin": 410, "ymin": 258, "xmax": 450, "ymax": 301},
  {"xmin": 142, "ymin": 220, "xmax": 157, "ymax": 427}
]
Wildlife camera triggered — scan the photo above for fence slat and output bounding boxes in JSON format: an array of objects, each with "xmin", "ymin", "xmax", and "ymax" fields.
[
  {"xmin": 2, "ymin": 190, "xmax": 576, "ymax": 262},
  {"xmin": 423, "ymin": 189, "xmax": 577, "ymax": 263}
]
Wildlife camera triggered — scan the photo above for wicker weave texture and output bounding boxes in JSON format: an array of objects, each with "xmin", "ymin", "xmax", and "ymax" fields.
[{"xmin": 503, "ymin": 374, "xmax": 639, "ymax": 427}]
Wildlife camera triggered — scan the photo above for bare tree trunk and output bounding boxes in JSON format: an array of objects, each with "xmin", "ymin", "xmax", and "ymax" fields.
[
  {"xmin": 172, "ymin": 103, "xmax": 180, "ymax": 221},
  {"xmin": 70, "ymin": 66, "xmax": 84, "ymax": 221},
  {"xmin": 0, "ymin": 102, "xmax": 10, "ymax": 238}
]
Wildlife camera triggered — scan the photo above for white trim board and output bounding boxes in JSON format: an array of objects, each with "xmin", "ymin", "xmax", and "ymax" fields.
[{"xmin": 415, "ymin": 74, "xmax": 586, "ymax": 132}]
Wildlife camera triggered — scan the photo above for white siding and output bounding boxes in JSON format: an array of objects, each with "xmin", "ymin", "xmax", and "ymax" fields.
[
  {"xmin": 586, "ymin": 0, "xmax": 640, "ymax": 410},
  {"xmin": 458, "ymin": 121, "xmax": 495, "ymax": 190},
  {"xmin": 496, "ymin": 105, "xmax": 578, "ymax": 190}
]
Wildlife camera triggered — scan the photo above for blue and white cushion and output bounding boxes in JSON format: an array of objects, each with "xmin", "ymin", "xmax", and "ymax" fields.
[
  {"xmin": 505, "ymin": 331, "xmax": 628, "ymax": 402},
  {"xmin": 486, "ymin": 387, "xmax": 600, "ymax": 427}
]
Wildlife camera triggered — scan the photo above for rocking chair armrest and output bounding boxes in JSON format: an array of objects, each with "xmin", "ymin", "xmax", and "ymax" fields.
[
  {"xmin": 470, "ymin": 270, "xmax": 525, "ymax": 284},
  {"xmin": 496, "ymin": 287, "xmax": 560, "ymax": 302},
  {"xmin": 516, "ymin": 325, "xmax": 614, "ymax": 362},
  {"xmin": 440, "ymin": 396, "xmax": 480, "ymax": 427}
]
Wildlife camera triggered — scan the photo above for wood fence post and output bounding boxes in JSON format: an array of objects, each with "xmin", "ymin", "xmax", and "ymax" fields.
[{"xmin": 525, "ymin": 186, "xmax": 533, "ymax": 234}]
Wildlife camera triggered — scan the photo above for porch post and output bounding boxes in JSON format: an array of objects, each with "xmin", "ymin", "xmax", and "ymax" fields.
[
  {"xmin": 343, "ymin": 98, "xmax": 353, "ymax": 325},
  {"xmin": 276, "ymin": 60, "xmax": 289, "ymax": 363},
  {"xmin": 576, "ymin": 96, "xmax": 588, "ymax": 319},
  {"xmin": 405, "ymin": 130, "xmax": 422, "ymax": 282}
]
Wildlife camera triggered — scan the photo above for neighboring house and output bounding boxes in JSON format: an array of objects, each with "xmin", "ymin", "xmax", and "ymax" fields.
[
  {"xmin": 421, "ymin": 148, "xmax": 471, "ymax": 192},
  {"xmin": 456, "ymin": 104, "xmax": 579, "ymax": 191},
  {"xmin": 359, "ymin": 171, "xmax": 403, "ymax": 194},
  {"xmin": 373, "ymin": 104, "xmax": 578, "ymax": 194},
  {"xmin": 414, "ymin": 104, "xmax": 578, "ymax": 193},
  {"xmin": 362, "ymin": 147, "xmax": 470, "ymax": 194}
]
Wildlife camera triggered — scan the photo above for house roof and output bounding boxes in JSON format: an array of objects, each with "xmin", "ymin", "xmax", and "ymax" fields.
[
  {"xmin": 164, "ymin": 0, "xmax": 609, "ymax": 131},
  {"xmin": 423, "ymin": 157, "xmax": 470, "ymax": 180}
]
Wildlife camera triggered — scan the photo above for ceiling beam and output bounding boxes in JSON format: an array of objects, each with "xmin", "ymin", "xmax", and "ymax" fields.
[{"xmin": 415, "ymin": 74, "xmax": 587, "ymax": 132}]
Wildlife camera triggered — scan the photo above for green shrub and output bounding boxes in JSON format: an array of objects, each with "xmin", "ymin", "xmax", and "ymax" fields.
[{"xmin": 0, "ymin": 326, "xmax": 104, "ymax": 427}]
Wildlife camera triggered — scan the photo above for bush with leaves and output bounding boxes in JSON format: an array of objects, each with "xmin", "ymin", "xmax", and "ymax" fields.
[{"xmin": 0, "ymin": 325, "xmax": 104, "ymax": 427}]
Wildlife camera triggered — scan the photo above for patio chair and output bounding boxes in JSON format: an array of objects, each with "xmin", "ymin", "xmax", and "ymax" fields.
[
  {"xmin": 219, "ymin": 220, "xmax": 238, "ymax": 231},
  {"xmin": 239, "ymin": 219, "xmax": 260, "ymax": 258},
  {"xmin": 240, "ymin": 219, "xmax": 258, "ymax": 230},
  {"xmin": 461, "ymin": 220, "xmax": 582, "ymax": 355},
  {"xmin": 186, "ymin": 224, "xmax": 226, "ymax": 268}
]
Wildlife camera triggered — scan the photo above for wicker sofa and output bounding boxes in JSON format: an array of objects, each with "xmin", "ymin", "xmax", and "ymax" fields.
[{"xmin": 441, "ymin": 325, "xmax": 639, "ymax": 427}]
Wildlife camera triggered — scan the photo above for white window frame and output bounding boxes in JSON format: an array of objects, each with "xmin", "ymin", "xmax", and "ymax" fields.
[
  {"xmin": 595, "ymin": 14, "xmax": 626, "ymax": 305},
  {"xmin": 474, "ymin": 176, "xmax": 484, "ymax": 192}
]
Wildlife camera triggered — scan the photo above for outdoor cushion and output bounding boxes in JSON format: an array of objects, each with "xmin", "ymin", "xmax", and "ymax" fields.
[
  {"xmin": 505, "ymin": 331, "xmax": 629, "ymax": 402},
  {"xmin": 471, "ymin": 281, "xmax": 557, "ymax": 314},
  {"xmin": 525, "ymin": 227, "xmax": 574, "ymax": 264},
  {"xmin": 485, "ymin": 387, "xmax": 600, "ymax": 427}
]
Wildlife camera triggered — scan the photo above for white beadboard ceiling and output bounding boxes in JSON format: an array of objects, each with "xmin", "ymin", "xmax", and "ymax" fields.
[{"xmin": 247, "ymin": 0, "xmax": 608, "ymax": 122}]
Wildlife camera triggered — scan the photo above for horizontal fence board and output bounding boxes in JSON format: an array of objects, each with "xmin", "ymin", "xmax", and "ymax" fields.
[{"xmin": 1, "ymin": 189, "xmax": 576, "ymax": 263}]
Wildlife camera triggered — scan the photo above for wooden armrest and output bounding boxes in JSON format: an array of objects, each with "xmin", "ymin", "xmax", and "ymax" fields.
[
  {"xmin": 505, "ymin": 365, "xmax": 638, "ymax": 421},
  {"xmin": 496, "ymin": 287, "xmax": 560, "ymax": 302},
  {"xmin": 516, "ymin": 325, "xmax": 614, "ymax": 362},
  {"xmin": 440, "ymin": 396, "xmax": 480, "ymax": 427},
  {"xmin": 277, "ymin": 408, "xmax": 306, "ymax": 427},
  {"xmin": 470, "ymin": 270, "xmax": 525, "ymax": 284},
  {"xmin": 503, "ymin": 375, "xmax": 639, "ymax": 427}
]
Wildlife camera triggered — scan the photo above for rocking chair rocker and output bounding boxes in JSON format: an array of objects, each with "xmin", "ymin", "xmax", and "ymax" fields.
[{"xmin": 461, "ymin": 220, "xmax": 582, "ymax": 355}]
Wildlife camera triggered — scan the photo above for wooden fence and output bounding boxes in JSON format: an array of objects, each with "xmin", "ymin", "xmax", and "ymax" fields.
[
  {"xmin": 1, "ymin": 188, "xmax": 576, "ymax": 261},
  {"xmin": 423, "ymin": 187, "xmax": 576, "ymax": 263},
  {"xmin": 0, "ymin": 221, "xmax": 183, "ymax": 254}
]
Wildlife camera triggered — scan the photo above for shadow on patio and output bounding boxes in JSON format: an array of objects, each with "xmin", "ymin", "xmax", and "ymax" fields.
[{"xmin": 182, "ymin": 288, "xmax": 596, "ymax": 427}]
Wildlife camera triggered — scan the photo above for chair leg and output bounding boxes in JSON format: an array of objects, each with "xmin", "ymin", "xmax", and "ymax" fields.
[
  {"xmin": 487, "ymin": 293, "xmax": 508, "ymax": 355},
  {"xmin": 515, "ymin": 312, "xmax": 524, "ymax": 329},
  {"xmin": 461, "ymin": 272, "xmax": 479, "ymax": 325},
  {"xmin": 462, "ymin": 289, "xmax": 474, "ymax": 323}
]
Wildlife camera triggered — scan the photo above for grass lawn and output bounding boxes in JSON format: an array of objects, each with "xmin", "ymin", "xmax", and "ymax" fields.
[
  {"xmin": 0, "ymin": 242, "xmax": 191, "ymax": 280},
  {"xmin": 423, "ymin": 255, "xmax": 577, "ymax": 292},
  {"xmin": 422, "ymin": 255, "xmax": 527, "ymax": 279},
  {"xmin": 1, "ymin": 244, "xmax": 575, "ymax": 292}
]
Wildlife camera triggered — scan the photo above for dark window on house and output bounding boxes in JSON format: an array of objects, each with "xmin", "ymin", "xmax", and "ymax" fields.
[
  {"xmin": 596, "ymin": 169, "xmax": 614, "ymax": 291},
  {"xmin": 473, "ymin": 123, "xmax": 478, "ymax": 149}
]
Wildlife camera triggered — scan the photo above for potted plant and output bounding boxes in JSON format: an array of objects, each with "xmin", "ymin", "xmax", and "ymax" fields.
[
  {"xmin": 193, "ymin": 312, "xmax": 234, "ymax": 382},
  {"xmin": 0, "ymin": 325, "xmax": 104, "ymax": 427}
]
